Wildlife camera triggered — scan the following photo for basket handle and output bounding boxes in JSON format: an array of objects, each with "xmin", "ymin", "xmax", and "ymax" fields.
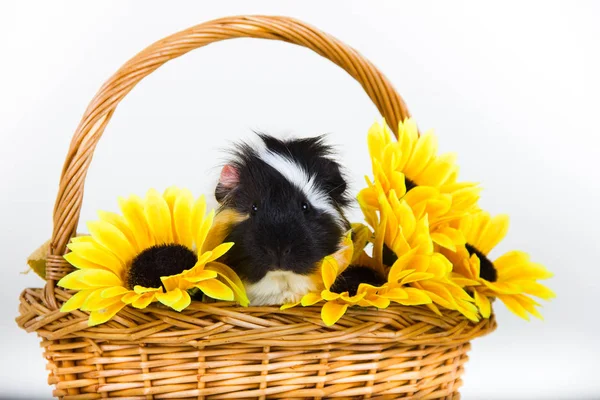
[{"xmin": 45, "ymin": 15, "xmax": 410, "ymax": 306}]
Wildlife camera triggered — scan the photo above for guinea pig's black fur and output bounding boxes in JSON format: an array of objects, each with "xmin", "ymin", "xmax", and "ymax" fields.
[{"xmin": 215, "ymin": 134, "xmax": 352, "ymax": 287}]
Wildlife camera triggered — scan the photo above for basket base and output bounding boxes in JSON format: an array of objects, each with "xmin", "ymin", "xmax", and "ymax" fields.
[{"xmin": 18, "ymin": 287, "xmax": 496, "ymax": 399}]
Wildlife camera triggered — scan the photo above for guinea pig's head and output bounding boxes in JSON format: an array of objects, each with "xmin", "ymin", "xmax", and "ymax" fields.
[{"xmin": 214, "ymin": 134, "xmax": 351, "ymax": 284}]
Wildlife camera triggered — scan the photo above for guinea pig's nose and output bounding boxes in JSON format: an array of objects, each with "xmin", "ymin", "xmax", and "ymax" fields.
[
  {"xmin": 265, "ymin": 248, "xmax": 277, "ymax": 257},
  {"xmin": 282, "ymin": 246, "xmax": 292, "ymax": 256}
]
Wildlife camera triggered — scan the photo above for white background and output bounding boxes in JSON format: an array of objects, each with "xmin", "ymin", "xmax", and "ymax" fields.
[{"xmin": 1, "ymin": 1, "xmax": 599, "ymax": 399}]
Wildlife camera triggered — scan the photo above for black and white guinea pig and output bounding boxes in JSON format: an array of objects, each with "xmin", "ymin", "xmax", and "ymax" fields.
[{"xmin": 213, "ymin": 133, "xmax": 384, "ymax": 305}]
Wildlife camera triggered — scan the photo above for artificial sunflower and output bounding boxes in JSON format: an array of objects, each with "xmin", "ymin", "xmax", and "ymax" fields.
[
  {"xmin": 58, "ymin": 187, "xmax": 248, "ymax": 326},
  {"xmin": 363, "ymin": 182, "xmax": 480, "ymax": 321},
  {"xmin": 358, "ymin": 119, "xmax": 480, "ymax": 252},
  {"xmin": 281, "ymin": 233, "xmax": 392, "ymax": 326},
  {"xmin": 443, "ymin": 211, "xmax": 555, "ymax": 320}
]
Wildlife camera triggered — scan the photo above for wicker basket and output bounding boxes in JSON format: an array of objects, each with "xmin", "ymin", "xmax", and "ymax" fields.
[{"xmin": 17, "ymin": 15, "xmax": 496, "ymax": 399}]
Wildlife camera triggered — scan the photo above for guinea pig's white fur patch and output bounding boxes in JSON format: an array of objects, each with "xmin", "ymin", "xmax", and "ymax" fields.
[
  {"xmin": 244, "ymin": 270, "xmax": 319, "ymax": 306},
  {"xmin": 256, "ymin": 146, "xmax": 346, "ymax": 229}
]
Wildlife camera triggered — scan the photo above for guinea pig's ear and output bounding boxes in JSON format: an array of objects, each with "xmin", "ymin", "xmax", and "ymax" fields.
[
  {"xmin": 322, "ymin": 160, "xmax": 350, "ymax": 207},
  {"xmin": 215, "ymin": 164, "xmax": 239, "ymax": 203}
]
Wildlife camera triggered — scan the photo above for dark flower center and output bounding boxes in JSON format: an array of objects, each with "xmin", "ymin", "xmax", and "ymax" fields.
[
  {"xmin": 127, "ymin": 244, "xmax": 198, "ymax": 290},
  {"xmin": 330, "ymin": 266, "xmax": 386, "ymax": 296},
  {"xmin": 405, "ymin": 177, "xmax": 417, "ymax": 192},
  {"xmin": 465, "ymin": 244, "xmax": 497, "ymax": 282},
  {"xmin": 382, "ymin": 243, "xmax": 399, "ymax": 267}
]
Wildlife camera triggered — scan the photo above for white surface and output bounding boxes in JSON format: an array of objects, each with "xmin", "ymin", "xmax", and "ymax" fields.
[{"xmin": 1, "ymin": 1, "xmax": 599, "ymax": 399}]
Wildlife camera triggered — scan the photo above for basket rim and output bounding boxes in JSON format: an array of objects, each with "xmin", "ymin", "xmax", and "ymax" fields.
[{"xmin": 18, "ymin": 287, "xmax": 496, "ymax": 346}]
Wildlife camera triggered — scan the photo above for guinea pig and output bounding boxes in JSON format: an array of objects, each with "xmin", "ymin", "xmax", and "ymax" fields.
[{"xmin": 213, "ymin": 133, "xmax": 354, "ymax": 305}]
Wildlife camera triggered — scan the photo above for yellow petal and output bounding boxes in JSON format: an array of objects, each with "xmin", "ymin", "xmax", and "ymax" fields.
[
  {"xmin": 280, "ymin": 301, "xmax": 300, "ymax": 310},
  {"xmin": 205, "ymin": 242, "xmax": 234, "ymax": 263},
  {"xmin": 372, "ymin": 216, "xmax": 387, "ymax": 266},
  {"xmin": 57, "ymin": 269, "xmax": 122, "ymax": 290},
  {"xmin": 474, "ymin": 290, "xmax": 492, "ymax": 318},
  {"xmin": 397, "ymin": 119, "xmax": 418, "ymax": 169},
  {"xmin": 118, "ymin": 195, "xmax": 154, "ymax": 250},
  {"xmin": 456, "ymin": 299, "xmax": 481, "ymax": 322},
  {"xmin": 382, "ymin": 287, "xmax": 409, "ymax": 300},
  {"xmin": 394, "ymin": 287, "xmax": 432, "ymax": 306},
  {"xmin": 340, "ymin": 292, "xmax": 366, "ymax": 303},
  {"xmin": 404, "ymin": 186, "xmax": 439, "ymax": 209},
  {"xmin": 419, "ymin": 154, "xmax": 456, "ymax": 187},
  {"xmin": 172, "ymin": 188, "xmax": 194, "ymax": 248},
  {"xmin": 492, "ymin": 250, "xmax": 530, "ymax": 270},
  {"xmin": 405, "ymin": 131, "xmax": 437, "ymax": 180},
  {"xmin": 417, "ymin": 281, "xmax": 454, "ymax": 308},
  {"xmin": 498, "ymin": 294, "xmax": 531, "ymax": 321},
  {"xmin": 426, "ymin": 303, "xmax": 443, "ymax": 316},
  {"xmin": 64, "ymin": 252, "xmax": 112, "ymax": 272},
  {"xmin": 156, "ymin": 288, "xmax": 184, "ymax": 308},
  {"xmin": 87, "ymin": 220, "xmax": 136, "ymax": 264},
  {"xmin": 196, "ymin": 279, "xmax": 234, "ymax": 301},
  {"xmin": 100, "ymin": 286, "xmax": 130, "ymax": 298},
  {"xmin": 469, "ymin": 254, "xmax": 481, "ymax": 280},
  {"xmin": 400, "ymin": 272, "xmax": 435, "ymax": 285},
  {"xmin": 192, "ymin": 195, "xmax": 207, "ymax": 233},
  {"xmin": 183, "ymin": 269, "xmax": 218, "ymax": 283},
  {"xmin": 80, "ymin": 289, "xmax": 121, "ymax": 311},
  {"xmin": 131, "ymin": 293, "xmax": 155, "ymax": 309},
  {"xmin": 321, "ymin": 301, "xmax": 349, "ymax": 326},
  {"xmin": 66, "ymin": 241, "xmax": 124, "ymax": 276},
  {"xmin": 439, "ymin": 226, "xmax": 465, "ymax": 247},
  {"xmin": 351, "ymin": 223, "xmax": 372, "ymax": 257},
  {"xmin": 206, "ymin": 262, "xmax": 249, "ymax": 306},
  {"xmin": 300, "ymin": 292, "xmax": 323, "ymax": 306},
  {"xmin": 452, "ymin": 274, "xmax": 481, "ymax": 287},
  {"xmin": 134, "ymin": 285, "xmax": 160, "ymax": 294},
  {"xmin": 195, "ymin": 209, "xmax": 215, "ymax": 253},
  {"xmin": 509, "ymin": 294, "xmax": 544, "ymax": 320},
  {"xmin": 60, "ymin": 289, "xmax": 94, "ymax": 312},
  {"xmin": 171, "ymin": 290, "xmax": 191, "ymax": 312},
  {"xmin": 163, "ymin": 186, "xmax": 180, "ymax": 211},
  {"xmin": 428, "ymin": 253, "xmax": 453, "ymax": 278},
  {"xmin": 121, "ymin": 292, "xmax": 141, "ymax": 304},
  {"xmin": 88, "ymin": 302, "xmax": 126, "ymax": 326},
  {"xmin": 496, "ymin": 254, "xmax": 553, "ymax": 281},
  {"xmin": 145, "ymin": 188, "xmax": 173, "ymax": 245},
  {"xmin": 361, "ymin": 295, "xmax": 390, "ymax": 309},
  {"xmin": 519, "ymin": 281, "xmax": 556, "ymax": 300},
  {"xmin": 483, "ymin": 280, "xmax": 523, "ymax": 295},
  {"xmin": 468, "ymin": 212, "xmax": 491, "ymax": 246},
  {"xmin": 388, "ymin": 249, "xmax": 418, "ymax": 283},
  {"xmin": 330, "ymin": 233, "xmax": 354, "ymax": 274},
  {"xmin": 321, "ymin": 290, "xmax": 341, "ymax": 301},
  {"xmin": 160, "ymin": 275, "xmax": 181, "ymax": 292},
  {"xmin": 97, "ymin": 210, "xmax": 141, "ymax": 253},
  {"xmin": 356, "ymin": 283, "xmax": 382, "ymax": 295},
  {"xmin": 478, "ymin": 214, "xmax": 510, "ymax": 254},
  {"xmin": 431, "ymin": 231, "xmax": 456, "ymax": 252},
  {"xmin": 321, "ymin": 256, "xmax": 339, "ymax": 290},
  {"xmin": 68, "ymin": 235, "xmax": 94, "ymax": 243}
]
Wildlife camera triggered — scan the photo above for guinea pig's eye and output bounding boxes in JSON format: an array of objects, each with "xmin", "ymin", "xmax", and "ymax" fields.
[
  {"xmin": 301, "ymin": 202, "xmax": 310, "ymax": 213},
  {"xmin": 251, "ymin": 203, "xmax": 258, "ymax": 215}
]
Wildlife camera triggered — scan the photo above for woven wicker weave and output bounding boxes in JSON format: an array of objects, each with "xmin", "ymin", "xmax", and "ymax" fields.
[{"xmin": 17, "ymin": 15, "xmax": 496, "ymax": 399}]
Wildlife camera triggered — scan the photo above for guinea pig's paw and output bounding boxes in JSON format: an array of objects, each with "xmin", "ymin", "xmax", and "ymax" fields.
[{"xmin": 245, "ymin": 270, "xmax": 319, "ymax": 306}]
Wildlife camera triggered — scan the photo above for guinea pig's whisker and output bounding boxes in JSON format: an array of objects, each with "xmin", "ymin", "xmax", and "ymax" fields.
[{"xmin": 326, "ymin": 183, "xmax": 346, "ymax": 196}]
